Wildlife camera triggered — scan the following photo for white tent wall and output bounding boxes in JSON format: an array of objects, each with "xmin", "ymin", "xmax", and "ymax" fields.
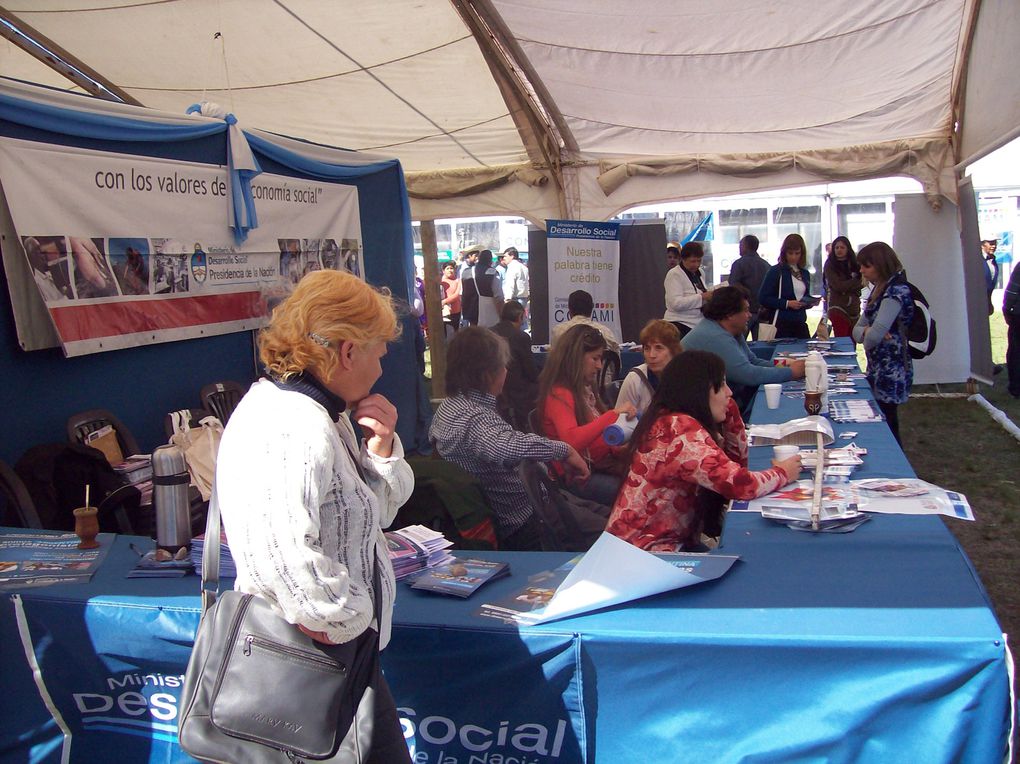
[
  {"xmin": 892, "ymin": 195, "xmax": 972, "ymax": 385},
  {"xmin": 957, "ymin": 0, "xmax": 1020, "ymax": 167}
]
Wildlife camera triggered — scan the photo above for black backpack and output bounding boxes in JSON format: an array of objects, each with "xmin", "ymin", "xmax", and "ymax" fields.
[{"xmin": 902, "ymin": 280, "xmax": 937, "ymax": 360}]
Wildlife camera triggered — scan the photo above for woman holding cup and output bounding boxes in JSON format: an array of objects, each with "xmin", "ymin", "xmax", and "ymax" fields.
[{"xmin": 606, "ymin": 351, "xmax": 800, "ymax": 551}]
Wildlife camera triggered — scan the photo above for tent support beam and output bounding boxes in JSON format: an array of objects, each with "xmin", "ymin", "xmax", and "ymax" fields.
[
  {"xmin": 0, "ymin": 5, "xmax": 141, "ymax": 106},
  {"xmin": 419, "ymin": 221, "xmax": 447, "ymax": 398},
  {"xmin": 451, "ymin": 0, "xmax": 572, "ymax": 217}
]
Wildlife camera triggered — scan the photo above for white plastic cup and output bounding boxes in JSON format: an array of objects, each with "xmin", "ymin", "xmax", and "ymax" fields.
[
  {"xmin": 773, "ymin": 445, "xmax": 800, "ymax": 461},
  {"xmin": 764, "ymin": 383, "xmax": 783, "ymax": 409},
  {"xmin": 603, "ymin": 413, "xmax": 638, "ymax": 446}
]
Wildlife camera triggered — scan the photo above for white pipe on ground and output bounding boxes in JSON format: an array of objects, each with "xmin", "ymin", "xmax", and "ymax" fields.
[{"xmin": 968, "ymin": 394, "xmax": 1020, "ymax": 443}]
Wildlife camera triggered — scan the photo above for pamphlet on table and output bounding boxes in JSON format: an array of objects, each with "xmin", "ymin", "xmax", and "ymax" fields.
[
  {"xmin": 385, "ymin": 525, "xmax": 455, "ymax": 580},
  {"xmin": 0, "ymin": 531, "xmax": 114, "ymax": 590},
  {"xmin": 408, "ymin": 557, "xmax": 510, "ymax": 598},
  {"xmin": 731, "ymin": 478, "xmax": 974, "ymax": 521},
  {"xmin": 477, "ymin": 532, "xmax": 740, "ymax": 625},
  {"xmin": 748, "ymin": 416, "xmax": 835, "ymax": 447}
]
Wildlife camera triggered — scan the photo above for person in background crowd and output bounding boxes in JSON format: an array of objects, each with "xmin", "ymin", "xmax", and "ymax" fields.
[
  {"xmin": 666, "ymin": 241, "xmax": 681, "ymax": 271},
  {"xmin": 607, "ymin": 351, "xmax": 800, "ymax": 552},
  {"xmin": 550, "ymin": 289, "xmax": 621, "ymax": 351},
  {"xmin": 430, "ymin": 327, "xmax": 589, "ymax": 550},
  {"xmin": 538, "ymin": 324, "xmax": 636, "ymax": 506},
  {"xmin": 726, "ymin": 235, "xmax": 771, "ymax": 339},
  {"xmin": 663, "ymin": 241, "xmax": 709, "ymax": 339},
  {"xmin": 491, "ymin": 300, "xmax": 541, "ymax": 431},
  {"xmin": 616, "ymin": 320, "xmax": 682, "ymax": 415},
  {"xmin": 682, "ymin": 285, "xmax": 805, "ymax": 419},
  {"xmin": 440, "ymin": 260, "xmax": 462, "ymax": 336},
  {"xmin": 458, "ymin": 244, "xmax": 481, "ymax": 279},
  {"xmin": 464, "ymin": 249, "xmax": 503, "ymax": 328},
  {"xmin": 853, "ymin": 242, "xmax": 915, "ymax": 445},
  {"xmin": 1002, "ymin": 262, "xmax": 1020, "ymax": 398},
  {"xmin": 214, "ymin": 269, "xmax": 413, "ymax": 763},
  {"xmin": 981, "ymin": 239, "xmax": 999, "ymax": 316},
  {"xmin": 413, "ymin": 266, "xmax": 428, "ymax": 337},
  {"xmin": 758, "ymin": 233, "xmax": 815, "ymax": 339},
  {"xmin": 501, "ymin": 247, "xmax": 530, "ymax": 330},
  {"xmin": 822, "ymin": 236, "xmax": 863, "ymax": 338}
]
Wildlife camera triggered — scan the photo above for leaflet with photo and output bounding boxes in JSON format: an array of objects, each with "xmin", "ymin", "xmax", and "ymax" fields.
[
  {"xmin": 0, "ymin": 531, "xmax": 113, "ymax": 589},
  {"xmin": 409, "ymin": 557, "xmax": 510, "ymax": 598}
]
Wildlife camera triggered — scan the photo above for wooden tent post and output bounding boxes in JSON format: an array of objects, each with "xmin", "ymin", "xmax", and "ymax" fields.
[{"xmin": 419, "ymin": 220, "xmax": 446, "ymax": 399}]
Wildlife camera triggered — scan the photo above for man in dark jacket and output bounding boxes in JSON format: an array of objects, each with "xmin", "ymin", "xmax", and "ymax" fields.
[
  {"xmin": 1002, "ymin": 262, "xmax": 1020, "ymax": 398},
  {"xmin": 491, "ymin": 300, "xmax": 540, "ymax": 430},
  {"xmin": 727, "ymin": 235, "xmax": 771, "ymax": 339}
]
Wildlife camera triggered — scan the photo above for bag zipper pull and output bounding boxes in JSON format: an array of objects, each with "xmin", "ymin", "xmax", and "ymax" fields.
[{"xmin": 243, "ymin": 635, "xmax": 254, "ymax": 656}]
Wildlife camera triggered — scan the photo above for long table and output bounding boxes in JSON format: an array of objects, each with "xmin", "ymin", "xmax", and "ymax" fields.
[{"xmin": 1, "ymin": 340, "xmax": 1013, "ymax": 763}]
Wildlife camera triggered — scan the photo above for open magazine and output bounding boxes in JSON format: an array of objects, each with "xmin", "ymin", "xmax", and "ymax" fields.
[
  {"xmin": 747, "ymin": 416, "xmax": 835, "ymax": 447},
  {"xmin": 477, "ymin": 533, "xmax": 739, "ymax": 625}
]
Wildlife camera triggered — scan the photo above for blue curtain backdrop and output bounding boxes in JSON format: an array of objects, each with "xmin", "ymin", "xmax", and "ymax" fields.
[{"xmin": 0, "ymin": 82, "xmax": 427, "ymax": 464}]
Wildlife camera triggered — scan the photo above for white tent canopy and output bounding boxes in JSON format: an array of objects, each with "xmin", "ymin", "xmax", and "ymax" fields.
[{"xmin": 2, "ymin": 0, "xmax": 1017, "ymax": 224}]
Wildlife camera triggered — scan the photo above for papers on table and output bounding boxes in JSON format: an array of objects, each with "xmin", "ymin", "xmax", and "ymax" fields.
[
  {"xmin": 127, "ymin": 545, "xmax": 193, "ymax": 578},
  {"xmin": 0, "ymin": 531, "xmax": 114, "ymax": 590},
  {"xmin": 477, "ymin": 532, "xmax": 739, "ymax": 625},
  {"xmin": 190, "ymin": 532, "xmax": 236, "ymax": 577},
  {"xmin": 731, "ymin": 478, "xmax": 974, "ymax": 521},
  {"xmin": 748, "ymin": 416, "xmax": 835, "ymax": 447},
  {"xmin": 386, "ymin": 525, "xmax": 455, "ymax": 580},
  {"xmin": 828, "ymin": 399, "xmax": 884, "ymax": 422}
]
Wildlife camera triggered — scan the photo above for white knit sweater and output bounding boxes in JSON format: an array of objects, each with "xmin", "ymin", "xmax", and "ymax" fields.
[{"xmin": 214, "ymin": 379, "xmax": 414, "ymax": 648}]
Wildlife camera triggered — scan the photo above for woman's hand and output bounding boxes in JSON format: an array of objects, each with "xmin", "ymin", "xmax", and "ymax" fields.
[
  {"xmin": 614, "ymin": 401, "xmax": 638, "ymax": 419},
  {"xmin": 786, "ymin": 299, "xmax": 805, "ymax": 310},
  {"xmin": 297, "ymin": 624, "xmax": 336, "ymax": 645},
  {"xmin": 772, "ymin": 455, "xmax": 803, "ymax": 483},
  {"xmin": 353, "ymin": 394, "xmax": 397, "ymax": 458},
  {"xmin": 563, "ymin": 446, "xmax": 591, "ymax": 483}
]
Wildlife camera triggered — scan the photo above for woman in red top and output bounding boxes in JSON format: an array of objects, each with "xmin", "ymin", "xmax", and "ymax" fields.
[
  {"xmin": 440, "ymin": 260, "xmax": 462, "ymax": 334},
  {"xmin": 538, "ymin": 324, "xmax": 636, "ymax": 505},
  {"xmin": 607, "ymin": 350, "xmax": 801, "ymax": 551}
]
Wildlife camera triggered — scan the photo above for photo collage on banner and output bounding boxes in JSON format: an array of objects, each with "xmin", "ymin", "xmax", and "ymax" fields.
[
  {"xmin": 546, "ymin": 219, "xmax": 622, "ymax": 340},
  {"xmin": 0, "ymin": 136, "xmax": 363, "ymax": 356}
]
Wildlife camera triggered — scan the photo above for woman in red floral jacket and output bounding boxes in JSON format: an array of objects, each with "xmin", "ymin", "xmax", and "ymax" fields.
[{"xmin": 607, "ymin": 351, "xmax": 801, "ymax": 551}]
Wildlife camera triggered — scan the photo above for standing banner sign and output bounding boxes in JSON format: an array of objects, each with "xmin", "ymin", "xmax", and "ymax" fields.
[
  {"xmin": 0, "ymin": 136, "xmax": 363, "ymax": 357},
  {"xmin": 546, "ymin": 220, "xmax": 622, "ymax": 341}
]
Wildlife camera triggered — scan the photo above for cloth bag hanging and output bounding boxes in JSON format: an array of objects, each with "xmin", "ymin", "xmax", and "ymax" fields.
[
  {"xmin": 169, "ymin": 412, "xmax": 223, "ymax": 501},
  {"xmin": 757, "ymin": 277, "xmax": 783, "ymax": 342}
]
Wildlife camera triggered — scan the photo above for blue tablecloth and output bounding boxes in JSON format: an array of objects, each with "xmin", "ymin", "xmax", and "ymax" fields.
[{"xmin": 0, "ymin": 337, "xmax": 1012, "ymax": 763}]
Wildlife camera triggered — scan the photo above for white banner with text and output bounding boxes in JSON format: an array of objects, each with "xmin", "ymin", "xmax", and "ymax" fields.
[
  {"xmin": 546, "ymin": 219, "xmax": 622, "ymax": 341},
  {"xmin": 0, "ymin": 137, "xmax": 363, "ymax": 356}
]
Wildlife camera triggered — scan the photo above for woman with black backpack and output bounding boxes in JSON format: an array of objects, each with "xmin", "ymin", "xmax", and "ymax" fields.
[{"xmin": 853, "ymin": 242, "xmax": 915, "ymax": 445}]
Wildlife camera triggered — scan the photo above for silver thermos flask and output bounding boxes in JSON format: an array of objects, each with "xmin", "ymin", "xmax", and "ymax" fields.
[{"xmin": 152, "ymin": 444, "xmax": 191, "ymax": 552}]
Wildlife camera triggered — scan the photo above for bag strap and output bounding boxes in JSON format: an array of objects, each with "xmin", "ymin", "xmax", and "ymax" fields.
[
  {"xmin": 202, "ymin": 425, "xmax": 384, "ymax": 625},
  {"xmin": 629, "ymin": 367, "xmax": 655, "ymax": 396}
]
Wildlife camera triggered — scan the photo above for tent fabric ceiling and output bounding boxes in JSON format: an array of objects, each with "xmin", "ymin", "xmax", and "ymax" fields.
[{"xmin": 2, "ymin": 0, "xmax": 1016, "ymax": 224}]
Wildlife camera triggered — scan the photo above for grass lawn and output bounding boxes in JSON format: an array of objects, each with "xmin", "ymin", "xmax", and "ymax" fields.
[{"xmin": 898, "ymin": 311, "xmax": 1018, "ymax": 748}]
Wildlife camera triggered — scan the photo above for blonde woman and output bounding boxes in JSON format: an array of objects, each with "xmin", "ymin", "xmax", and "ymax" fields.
[{"xmin": 214, "ymin": 269, "xmax": 413, "ymax": 762}]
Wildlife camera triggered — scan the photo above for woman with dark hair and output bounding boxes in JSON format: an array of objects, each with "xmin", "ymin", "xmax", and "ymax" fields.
[
  {"xmin": 853, "ymin": 242, "xmax": 915, "ymax": 444},
  {"xmin": 758, "ymin": 233, "xmax": 816, "ymax": 339},
  {"xmin": 606, "ymin": 351, "xmax": 800, "ymax": 552},
  {"xmin": 823, "ymin": 236, "xmax": 863, "ymax": 336},
  {"xmin": 538, "ymin": 324, "xmax": 637, "ymax": 505},
  {"xmin": 663, "ymin": 241, "xmax": 709, "ymax": 338},
  {"xmin": 430, "ymin": 327, "xmax": 589, "ymax": 550}
]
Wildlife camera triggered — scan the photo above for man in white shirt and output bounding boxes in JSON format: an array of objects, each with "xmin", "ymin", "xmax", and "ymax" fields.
[{"xmin": 501, "ymin": 247, "xmax": 530, "ymax": 329}]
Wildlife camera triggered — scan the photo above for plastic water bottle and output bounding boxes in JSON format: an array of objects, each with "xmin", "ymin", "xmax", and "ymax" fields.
[
  {"xmin": 152, "ymin": 444, "xmax": 192, "ymax": 553},
  {"xmin": 603, "ymin": 413, "xmax": 638, "ymax": 446}
]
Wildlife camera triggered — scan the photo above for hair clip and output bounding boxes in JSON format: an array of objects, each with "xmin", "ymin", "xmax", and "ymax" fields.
[{"xmin": 308, "ymin": 332, "xmax": 331, "ymax": 347}]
